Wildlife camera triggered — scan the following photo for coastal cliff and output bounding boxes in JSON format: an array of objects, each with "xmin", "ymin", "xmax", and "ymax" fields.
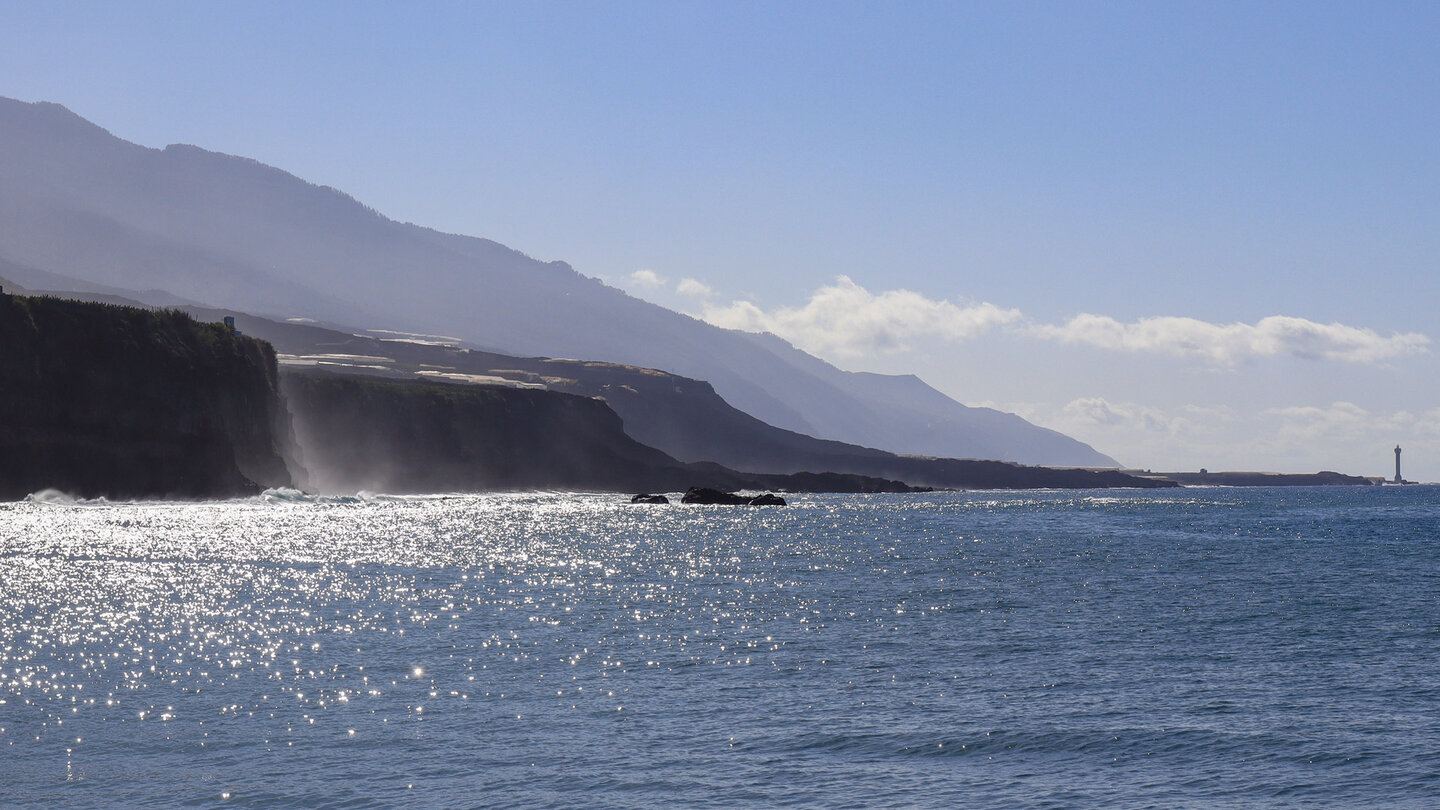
[
  {"xmin": 281, "ymin": 371, "xmax": 690, "ymax": 494},
  {"xmin": 0, "ymin": 293, "xmax": 297, "ymax": 499},
  {"xmin": 280, "ymin": 371, "xmax": 921, "ymax": 495},
  {"xmin": 186, "ymin": 310, "xmax": 1173, "ymax": 491},
  {"xmin": 0, "ymin": 289, "xmax": 1159, "ymax": 499}
]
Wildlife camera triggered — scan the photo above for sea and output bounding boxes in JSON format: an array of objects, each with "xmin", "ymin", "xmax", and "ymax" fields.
[{"xmin": 1, "ymin": 486, "xmax": 1436, "ymax": 809}]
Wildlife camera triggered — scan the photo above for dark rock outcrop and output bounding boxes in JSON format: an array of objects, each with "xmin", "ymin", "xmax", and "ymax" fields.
[
  {"xmin": 281, "ymin": 370, "xmax": 685, "ymax": 494},
  {"xmin": 630, "ymin": 493, "xmax": 670, "ymax": 504},
  {"xmin": 0, "ymin": 294, "xmax": 298, "ymax": 499},
  {"xmin": 681, "ymin": 487, "xmax": 752, "ymax": 505},
  {"xmin": 681, "ymin": 487, "xmax": 786, "ymax": 506}
]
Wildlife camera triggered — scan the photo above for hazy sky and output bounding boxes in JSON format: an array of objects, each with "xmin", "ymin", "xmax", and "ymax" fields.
[{"xmin": 4, "ymin": 1, "xmax": 1438, "ymax": 479}]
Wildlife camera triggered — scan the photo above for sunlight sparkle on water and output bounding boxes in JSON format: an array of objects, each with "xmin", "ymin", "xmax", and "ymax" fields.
[{"xmin": 3, "ymin": 489, "xmax": 1436, "ymax": 807}]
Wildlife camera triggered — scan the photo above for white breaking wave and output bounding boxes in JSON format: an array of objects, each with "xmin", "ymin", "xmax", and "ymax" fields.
[
  {"xmin": 260, "ymin": 488, "xmax": 367, "ymax": 505},
  {"xmin": 24, "ymin": 488, "xmax": 108, "ymax": 505},
  {"xmin": 258, "ymin": 488, "xmax": 469, "ymax": 505}
]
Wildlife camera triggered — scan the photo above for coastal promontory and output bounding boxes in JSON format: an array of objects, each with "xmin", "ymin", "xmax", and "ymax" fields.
[{"xmin": 0, "ymin": 293, "xmax": 297, "ymax": 499}]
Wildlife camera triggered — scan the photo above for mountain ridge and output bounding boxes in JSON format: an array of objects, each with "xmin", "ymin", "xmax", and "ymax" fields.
[{"xmin": 0, "ymin": 96, "xmax": 1117, "ymax": 467}]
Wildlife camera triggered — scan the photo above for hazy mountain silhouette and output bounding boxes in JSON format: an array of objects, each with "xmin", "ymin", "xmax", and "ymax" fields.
[{"xmin": 0, "ymin": 97, "xmax": 1117, "ymax": 466}]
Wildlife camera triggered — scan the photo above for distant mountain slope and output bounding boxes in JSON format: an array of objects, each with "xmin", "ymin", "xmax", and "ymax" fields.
[
  {"xmin": 736, "ymin": 332, "xmax": 1105, "ymax": 461},
  {"xmin": 0, "ymin": 96, "xmax": 1117, "ymax": 466}
]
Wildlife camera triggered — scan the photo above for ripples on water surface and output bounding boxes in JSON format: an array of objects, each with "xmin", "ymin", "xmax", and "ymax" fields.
[{"xmin": 1, "ymin": 487, "xmax": 1437, "ymax": 808}]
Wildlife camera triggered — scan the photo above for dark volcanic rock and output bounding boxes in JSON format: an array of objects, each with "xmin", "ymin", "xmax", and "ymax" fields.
[
  {"xmin": 0, "ymin": 294, "xmax": 298, "ymax": 499},
  {"xmin": 681, "ymin": 487, "xmax": 752, "ymax": 505},
  {"xmin": 281, "ymin": 371, "xmax": 690, "ymax": 494},
  {"xmin": 630, "ymin": 493, "xmax": 669, "ymax": 504},
  {"xmin": 681, "ymin": 487, "xmax": 786, "ymax": 505}
]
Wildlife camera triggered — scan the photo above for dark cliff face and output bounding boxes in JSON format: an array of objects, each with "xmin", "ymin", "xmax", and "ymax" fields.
[
  {"xmin": 181, "ymin": 314, "xmax": 1165, "ymax": 491},
  {"xmin": 0, "ymin": 294, "xmax": 297, "ymax": 499},
  {"xmin": 280, "ymin": 371, "xmax": 690, "ymax": 494},
  {"xmin": 279, "ymin": 371, "xmax": 924, "ymax": 495}
]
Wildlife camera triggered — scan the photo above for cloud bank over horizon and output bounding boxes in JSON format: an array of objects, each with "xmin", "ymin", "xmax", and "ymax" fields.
[
  {"xmin": 629, "ymin": 274, "xmax": 1429, "ymax": 367},
  {"xmin": 1033, "ymin": 314, "xmax": 1430, "ymax": 365},
  {"xmin": 1005, "ymin": 396, "xmax": 1440, "ymax": 477}
]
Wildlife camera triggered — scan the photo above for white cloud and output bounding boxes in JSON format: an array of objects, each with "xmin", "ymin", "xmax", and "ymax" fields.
[
  {"xmin": 1266, "ymin": 401, "xmax": 1372, "ymax": 434},
  {"xmin": 700, "ymin": 275, "xmax": 1021, "ymax": 356},
  {"xmin": 628, "ymin": 269, "xmax": 666, "ymax": 288},
  {"xmin": 691, "ymin": 276, "xmax": 1427, "ymax": 367},
  {"xmin": 1050, "ymin": 397, "xmax": 1234, "ymax": 439},
  {"xmin": 1007, "ymin": 396, "xmax": 1432, "ymax": 475},
  {"xmin": 1031, "ymin": 313, "xmax": 1429, "ymax": 365},
  {"xmin": 1063, "ymin": 397, "xmax": 1166, "ymax": 430},
  {"xmin": 1262, "ymin": 401, "xmax": 1440, "ymax": 442},
  {"xmin": 676, "ymin": 278, "xmax": 714, "ymax": 298}
]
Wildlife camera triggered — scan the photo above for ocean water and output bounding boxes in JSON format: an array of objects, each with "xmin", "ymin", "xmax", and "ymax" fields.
[{"xmin": 1, "ymin": 486, "xmax": 1437, "ymax": 808}]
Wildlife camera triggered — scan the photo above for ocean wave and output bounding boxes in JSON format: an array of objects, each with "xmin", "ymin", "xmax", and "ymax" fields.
[
  {"xmin": 257, "ymin": 488, "xmax": 479, "ymax": 505},
  {"xmin": 23, "ymin": 488, "xmax": 109, "ymax": 506},
  {"xmin": 259, "ymin": 487, "xmax": 369, "ymax": 505}
]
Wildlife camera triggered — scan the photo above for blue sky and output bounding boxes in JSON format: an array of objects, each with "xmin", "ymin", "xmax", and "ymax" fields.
[{"xmin": 4, "ymin": 1, "xmax": 1438, "ymax": 479}]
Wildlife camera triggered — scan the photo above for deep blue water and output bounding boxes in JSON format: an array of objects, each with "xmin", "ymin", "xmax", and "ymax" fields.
[{"xmin": 1, "ymin": 486, "xmax": 1437, "ymax": 808}]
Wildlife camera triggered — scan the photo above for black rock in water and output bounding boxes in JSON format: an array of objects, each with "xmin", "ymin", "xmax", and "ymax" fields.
[
  {"xmin": 681, "ymin": 487, "xmax": 786, "ymax": 505},
  {"xmin": 681, "ymin": 487, "xmax": 751, "ymax": 505},
  {"xmin": 630, "ymin": 493, "xmax": 670, "ymax": 504}
]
